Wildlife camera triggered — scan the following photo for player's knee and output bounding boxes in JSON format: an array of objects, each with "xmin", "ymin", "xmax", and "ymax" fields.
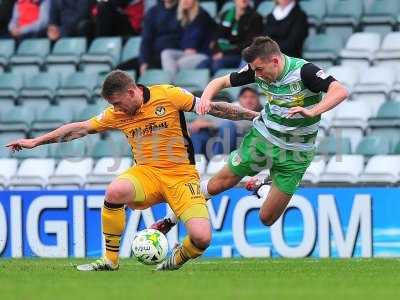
[
  {"xmin": 259, "ymin": 211, "xmax": 276, "ymax": 227},
  {"xmin": 105, "ymin": 184, "xmax": 128, "ymax": 203},
  {"xmin": 191, "ymin": 233, "xmax": 211, "ymax": 249},
  {"xmin": 189, "ymin": 229, "xmax": 211, "ymax": 249}
]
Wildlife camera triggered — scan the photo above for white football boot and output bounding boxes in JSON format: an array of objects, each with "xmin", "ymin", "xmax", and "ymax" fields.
[{"xmin": 76, "ymin": 257, "xmax": 119, "ymax": 271}]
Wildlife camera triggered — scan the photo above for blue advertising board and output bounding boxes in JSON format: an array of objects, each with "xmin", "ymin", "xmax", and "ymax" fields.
[{"xmin": 0, "ymin": 188, "xmax": 399, "ymax": 258}]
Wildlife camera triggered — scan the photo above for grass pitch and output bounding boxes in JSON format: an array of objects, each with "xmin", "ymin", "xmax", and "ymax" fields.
[{"xmin": 1, "ymin": 258, "xmax": 399, "ymax": 300}]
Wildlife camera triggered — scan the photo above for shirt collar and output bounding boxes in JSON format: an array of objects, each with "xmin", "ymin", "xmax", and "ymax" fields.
[
  {"xmin": 272, "ymin": 1, "xmax": 296, "ymax": 21},
  {"xmin": 138, "ymin": 84, "xmax": 150, "ymax": 103},
  {"xmin": 276, "ymin": 55, "xmax": 289, "ymax": 82}
]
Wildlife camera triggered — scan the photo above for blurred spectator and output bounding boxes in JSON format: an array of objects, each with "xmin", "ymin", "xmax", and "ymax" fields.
[
  {"xmin": 96, "ymin": 0, "xmax": 144, "ymax": 37},
  {"xmin": 188, "ymin": 86, "xmax": 262, "ymax": 158},
  {"xmin": 8, "ymin": 0, "xmax": 50, "ymax": 39},
  {"xmin": 161, "ymin": 0, "xmax": 216, "ymax": 75},
  {"xmin": 214, "ymin": 86, "xmax": 263, "ymax": 154},
  {"xmin": 265, "ymin": 0, "xmax": 308, "ymax": 57},
  {"xmin": 145, "ymin": 0, "xmax": 156, "ymax": 12},
  {"xmin": 197, "ymin": 0, "xmax": 263, "ymax": 74},
  {"xmin": 0, "ymin": 0, "xmax": 16, "ymax": 37},
  {"xmin": 47, "ymin": 0, "xmax": 93, "ymax": 41},
  {"xmin": 139, "ymin": 0, "xmax": 182, "ymax": 74},
  {"xmin": 187, "ymin": 113, "xmax": 218, "ymax": 159}
]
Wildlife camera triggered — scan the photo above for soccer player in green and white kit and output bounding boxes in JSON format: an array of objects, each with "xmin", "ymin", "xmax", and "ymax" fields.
[{"xmin": 152, "ymin": 36, "xmax": 348, "ymax": 232}]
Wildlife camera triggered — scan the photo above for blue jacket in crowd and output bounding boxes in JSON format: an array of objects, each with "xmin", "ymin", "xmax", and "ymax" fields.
[
  {"xmin": 49, "ymin": 0, "xmax": 91, "ymax": 37},
  {"xmin": 180, "ymin": 7, "xmax": 216, "ymax": 55},
  {"xmin": 139, "ymin": 2, "xmax": 182, "ymax": 65}
]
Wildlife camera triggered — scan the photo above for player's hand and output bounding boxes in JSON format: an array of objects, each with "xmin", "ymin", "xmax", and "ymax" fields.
[
  {"xmin": 184, "ymin": 48, "xmax": 197, "ymax": 55},
  {"xmin": 287, "ymin": 107, "xmax": 317, "ymax": 118},
  {"xmin": 47, "ymin": 25, "xmax": 60, "ymax": 41},
  {"xmin": 212, "ymin": 52, "xmax": 223, "ymax": 61},
  {"xmin": 189, "ymin": 119, "xmax": 214, "ymax": 133},
  {"xmin": 10, "ymin": 27, "xmax": 21, "ymax": 38},
  {"xmin": 6, "ymin": 139, "xmax": 38, "ymax": 152},
  {"xmin": 140, "ymin": 63, "xmax": 148, "ymax": 75},
  {"xmin": 197, "ymin": 97, "xmax": 212, "ymax": 115}
]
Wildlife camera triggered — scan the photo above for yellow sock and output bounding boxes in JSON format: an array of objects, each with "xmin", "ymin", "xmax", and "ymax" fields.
[
  {"xmin": 102, "ymin": 201, "xmax": 125, "ymax": 265},
  {"xmin": 174, "ymin": 236, "xmax": 205, "ymax": 266}
]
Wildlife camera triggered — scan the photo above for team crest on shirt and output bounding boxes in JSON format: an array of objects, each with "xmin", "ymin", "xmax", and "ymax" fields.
[
  {"xmin": 155, "ymin": 106, "xmax": 166, "ymax": 116},
  {"xmin": 289, "ymin": 82, "xmax": 301, "ymax": 93},
  {"xmin": 231, "ymin": 152, "xmax": 242, "ymax": 167}
]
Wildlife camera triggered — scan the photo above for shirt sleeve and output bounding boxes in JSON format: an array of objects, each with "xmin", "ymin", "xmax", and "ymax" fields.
[
  {"xmin": 20, "ymin": 0, "xmax": 50, "ymax": 35},
  {"xmin": 229, "ymin": 64, "xmax": 256, "ymax": 87},
  {"xmin": 88, "ymin": 107, "xmax": 118, "ymax": 133},
  {"xmin": 300, "ymin": 63, "xmax": 336, "ymax": 93},
  {"xmin": 167, "ymin": 86, "xmax": 196, "ymax": 112},
  {"xmin": 139, "ymin": 7, "xmax": 155, "ymax": 64}
]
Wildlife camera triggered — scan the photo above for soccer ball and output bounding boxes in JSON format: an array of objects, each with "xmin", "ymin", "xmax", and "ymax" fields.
[{"xmin": 131, "ymin": 229, "xmax": 169, "ymax": 265}]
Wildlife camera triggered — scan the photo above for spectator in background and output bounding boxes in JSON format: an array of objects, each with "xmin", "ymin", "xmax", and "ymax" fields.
[
  {"xmin": 47, "ymin": 0, "xmax": 93, "ymax": 41},
  {"xmin": 96, "ymin": 0, "xmax": 144, "ymax": 37},
  {"xmin": 187, "ymin": 112, "xmax": 218, "ymax": 159},
  {"xmin": 161, "ymin": 0, "xmax": 216, "ymax": 75},
  {"xmin": 188, "ymin": 86, "xmax": 262, "ymax": 158},
  {"xmin": 197, "ymin": 0, "xmax": 263, "ymax": 74},
  {"xmin": 265, "ymin": 0, "xmax": 308, "ymax": 57},
  {"xmin": 0, "ymin": 0, "xmax": 16, "ymax": 37},
  {"xmin": 8, "ymin": 0, "xmax": 50, "ymax": 39},
  {"xmin": 214, "ymin": 86, "xmax": 262, "ymax": 154},
  {"xmin": 144, "ymin": 0, "xmax": 156, "ymax": 12},
  {"xmin": 139, "ymin": 0, "xmax": 182, "ymax": 75}
]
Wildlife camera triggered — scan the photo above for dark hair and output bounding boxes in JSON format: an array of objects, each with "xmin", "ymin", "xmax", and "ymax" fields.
[
  {"xmin": 239, "ymin": 86, "xmax": 259, "ymax": 97},
  {"xmin": 242, "ymin": 36, "xmax": 281, "ymax": 63},
  {"xmin": 101, "ymin": 70, "xmax": 135, "ymax": 99}
]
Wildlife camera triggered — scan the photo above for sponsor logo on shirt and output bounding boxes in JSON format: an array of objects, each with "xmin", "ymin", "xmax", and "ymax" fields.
[
  {"xmin": 316, "ymin": 70, "xmax": 328, "ymax": 80},
  {"xmin": 129, "ymin": 122, "xmax": 168, "ymax": 138}
]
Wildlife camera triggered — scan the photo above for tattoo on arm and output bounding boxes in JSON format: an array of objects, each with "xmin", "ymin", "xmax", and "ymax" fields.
[{"xmin": 208, "ymin": 102, "xmax": 260, "ymax": 121}]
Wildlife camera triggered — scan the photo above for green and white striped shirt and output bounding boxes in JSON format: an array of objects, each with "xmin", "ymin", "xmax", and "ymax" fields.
[{"xmin": 230, "ymin": 55, "xmax": 336, "ymax": 151}]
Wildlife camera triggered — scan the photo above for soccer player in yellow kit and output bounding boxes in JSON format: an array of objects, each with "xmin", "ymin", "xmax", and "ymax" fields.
[{"xmin": 7, "ymin": 70, "xmax": 259, "ymax": 271}]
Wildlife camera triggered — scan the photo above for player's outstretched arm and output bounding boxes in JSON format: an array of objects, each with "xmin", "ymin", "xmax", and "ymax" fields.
[
  {"xmin": 208, "ymin": 101, "xmax": 260, "ymax": 121},
  {"xmin": 198, "ymin": 75, "xmax": 231, "ymax": 115},
  {"xmin": 6, "ymin": 120, "xmax": 94, "ymax": 152}
]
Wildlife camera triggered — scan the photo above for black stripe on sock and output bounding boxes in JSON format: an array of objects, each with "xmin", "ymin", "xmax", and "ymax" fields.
[
  {"xmin": 104, "ymin": 201, "xmax": 124, "ymax": 209},
  {"xmin": 105, "ymin": 249, "xmax": 119, "ymax": 253},
  {"xmin": 105, "ymin": 244, "xmax": 120, "ymax": 248},
  {"xmin": 106, "ymin": 245, "xmax": 120, "ymax": 250}
]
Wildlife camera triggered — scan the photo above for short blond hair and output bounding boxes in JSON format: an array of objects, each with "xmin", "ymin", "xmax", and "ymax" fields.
[
  {"xmin": 177, "ymin": 0, "xmax": 199, "ymax": 27},
  {"xmin": 101, "ymin": 70, "xmax": 135, "ymax": 98}
]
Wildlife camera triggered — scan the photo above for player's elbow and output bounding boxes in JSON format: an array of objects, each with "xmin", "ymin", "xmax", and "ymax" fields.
[
  {"xmin": 340, "ymin": 84, "xmax": 350, "ymax": 100},
  {"xmin": 331, "ymin": 81, "xmax": 349, "ymax": 101},
  {"xmin": 211, "ymin": 75, "xmax": 231, "ymax": 90}
]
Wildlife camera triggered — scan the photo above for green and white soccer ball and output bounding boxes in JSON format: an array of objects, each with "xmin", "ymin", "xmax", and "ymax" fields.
[{"xmin": 132, "ymin": 229, "xmax": 169, "ymax": 265}]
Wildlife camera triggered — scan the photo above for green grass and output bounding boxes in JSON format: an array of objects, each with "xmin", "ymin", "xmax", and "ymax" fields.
[{"xmin": 1, "ymin": 258, "xmax": 400, "ymax": 300}]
